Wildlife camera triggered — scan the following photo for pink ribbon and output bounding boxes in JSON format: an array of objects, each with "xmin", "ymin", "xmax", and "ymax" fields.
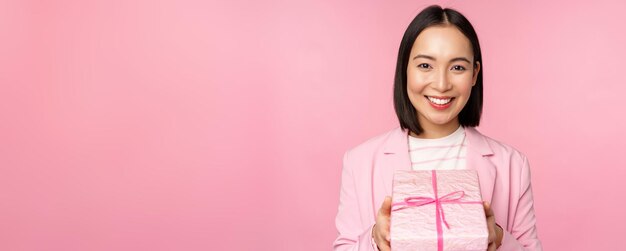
[{"xmin": 391, "ymin": 170, "xmax": 482, "ymax": 251}]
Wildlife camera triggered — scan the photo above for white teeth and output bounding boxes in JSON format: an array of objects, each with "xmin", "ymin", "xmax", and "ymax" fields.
[{"xmin": 427, "ymin": 96, "xmax": 452, "ymax": 105}]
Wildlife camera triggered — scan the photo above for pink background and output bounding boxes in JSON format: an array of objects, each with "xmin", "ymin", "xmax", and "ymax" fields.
[{"xmin": 1, "ymin": 0, "xmax": 624, "ymax": 250}]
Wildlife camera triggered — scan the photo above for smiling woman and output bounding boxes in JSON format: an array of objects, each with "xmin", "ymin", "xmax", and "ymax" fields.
[
  {"xmin": 394, "ymin": 7, "xmax": 484, "ymax": 140},
  {"xmin": 405, "ymin": 25, "xmax": 480, "ymax": 139},
  {"xmin": 333, "ymin": 5, "xmax": 543, "ymax": 251}
]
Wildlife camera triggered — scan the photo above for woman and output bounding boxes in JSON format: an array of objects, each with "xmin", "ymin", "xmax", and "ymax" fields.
[{"xmin": 333, "ymin": 5, "xmax": 542, "ymax": 251}]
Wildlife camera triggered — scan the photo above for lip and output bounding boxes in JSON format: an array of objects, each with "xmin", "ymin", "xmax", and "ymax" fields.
[
  {"xmin": 425, "ymin": 95, "xmax": 455, "ymax": 110},
  {"xmin": 425, "ymin": 95, "xmax": 454, "ymax": 99}
]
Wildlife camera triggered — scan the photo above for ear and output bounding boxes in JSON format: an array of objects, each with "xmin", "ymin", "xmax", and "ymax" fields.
[{"xmin": 472, "ymin": 61, "xmax": 481, "ymax": 86}]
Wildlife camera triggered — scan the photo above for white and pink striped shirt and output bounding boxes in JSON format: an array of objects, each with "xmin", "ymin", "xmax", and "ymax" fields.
[{"xmin": 408, "ymin": 125, "xmax": 467, "ymax": 170}]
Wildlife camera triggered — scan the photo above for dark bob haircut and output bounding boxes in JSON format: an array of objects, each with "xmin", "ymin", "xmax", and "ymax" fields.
[{"xmin": 393, "ymin": 5, "xmax": 483, "ymax": 135}]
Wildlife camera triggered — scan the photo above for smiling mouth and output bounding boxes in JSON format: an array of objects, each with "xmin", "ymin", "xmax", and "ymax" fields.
[{"xmin": 425, "ymin": 95, "xmax": 455, "ymax": 105}]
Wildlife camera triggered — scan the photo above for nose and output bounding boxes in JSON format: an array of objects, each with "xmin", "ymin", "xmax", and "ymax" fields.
[{"xmin": 432, "ymin": 68, "xmax": 452, "ymax": 92}]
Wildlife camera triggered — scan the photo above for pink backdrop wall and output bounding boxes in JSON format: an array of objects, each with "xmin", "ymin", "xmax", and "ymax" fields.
[{"xmin": 1, "ymin": 0, "xmax": 624, "ymax": 250}]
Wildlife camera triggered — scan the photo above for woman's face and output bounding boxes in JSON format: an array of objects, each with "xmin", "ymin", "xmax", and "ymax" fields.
[{"xmin": 406, "ymin": 24, "xmax": 480, "ymax": 132}]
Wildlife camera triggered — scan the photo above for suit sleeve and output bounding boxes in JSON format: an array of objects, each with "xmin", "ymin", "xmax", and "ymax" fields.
[
  {"xmin": 333, "ymin": 150, "xmax": 378, "ymax": 251},
  {"xmin": 498, "ymin": 155, "xmax": 543, "ymax": 250}
]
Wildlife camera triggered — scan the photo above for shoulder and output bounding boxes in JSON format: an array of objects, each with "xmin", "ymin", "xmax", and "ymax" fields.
[
  {"xmin": 468, "ymin": 127, "xmax": 531, "ymax": 172},
  {"xmin": 342, "ymin": 127, "xmax": 401, "ymax": 165},
  {"xmin": 345, "ymin": 127, "xmax": 397, "ymax": 156}
]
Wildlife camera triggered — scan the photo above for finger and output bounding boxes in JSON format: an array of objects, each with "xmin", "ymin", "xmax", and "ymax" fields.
[
  {"xmin": 378, "ymin": 238, "xmax": 391, "ymax": 251},
  {"xmin": 487, "ymin": 241, "xmax": 496, "ymax": 251},
  {"xmin": 373, "ymin": 222, "xmax": 391, "ymax": 248},
  {"xmin": 486, "ymin": 215, "xmax": 495, "ymax": 239},
  {"xmin": 378, "ymin": 215, "xmax": 391, "ymax": 242},
  {"xmin": 373, "ymin": 230, "xmax": 391, "ymax": 251},
  {"xmin": 483, "ymin": 201, "xmax": 496, "ymax": 244},
  {"xmin": 379, "ymin": 196, "xmax": 392, "ymax": 216},
  {"xmin": 486, "ymin": 217, "xmax": 496, "ymax": 244},
  {"xmin": 483, "ymin": 201, "xmax": 494, "ymax": 218},
  {"xmin": 375, "ymin": 197, "xmax": 392, "ymax": 250}
]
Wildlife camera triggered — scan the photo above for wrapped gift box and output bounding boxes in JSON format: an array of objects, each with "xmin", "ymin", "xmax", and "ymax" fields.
[{"xmin": 390, "ymin": 169, "xmax": 489, "ymax": 251}]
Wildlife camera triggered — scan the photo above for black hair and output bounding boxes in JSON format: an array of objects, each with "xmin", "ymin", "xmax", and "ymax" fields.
[{"xmin": 393, "ymin": 5, "xmax": 483, "ymax": 135}]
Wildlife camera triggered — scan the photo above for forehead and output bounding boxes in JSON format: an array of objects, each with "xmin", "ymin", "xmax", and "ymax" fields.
[{"xmin": 411, "ymin": 25, "xmax": 473, "ymax": 59}]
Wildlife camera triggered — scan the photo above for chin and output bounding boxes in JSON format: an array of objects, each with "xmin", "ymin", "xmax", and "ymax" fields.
[
  {"xmin": 433, "ymin": 120, "xmax": 454, "ymax": 125},
  {"xmin": 423, "ymin": 116, "xmax": 452, "ymax": 125}
]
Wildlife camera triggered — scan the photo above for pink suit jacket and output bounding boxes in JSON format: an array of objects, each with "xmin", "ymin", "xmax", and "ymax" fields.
[{"xmin": 333, "ymin": 126, "xmax": 542, "ymax": 250}]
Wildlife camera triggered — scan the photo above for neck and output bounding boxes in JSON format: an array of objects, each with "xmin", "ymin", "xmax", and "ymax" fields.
[{"xmin": 410, "ymin": 120, "xmax": 460, "ymax": 139}]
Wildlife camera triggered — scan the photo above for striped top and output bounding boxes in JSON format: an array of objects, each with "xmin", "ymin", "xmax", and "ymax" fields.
[{"xmin": 408, "ymin": 125, "xmax": 467, "ymax": 170}]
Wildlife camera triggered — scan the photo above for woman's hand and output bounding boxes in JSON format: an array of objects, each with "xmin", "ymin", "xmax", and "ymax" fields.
[
  {"xmin": 372, "ymin": 196, "xmax": 392, "ymax": 251},
  {"xmin": 484, "ymin": 201, "xmax": 503, "ymax": 250}
]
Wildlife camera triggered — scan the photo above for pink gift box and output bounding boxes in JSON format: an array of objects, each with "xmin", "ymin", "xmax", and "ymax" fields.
[{"xmin": 390, "ymin": 170, "xmax": 489, "ymax": 251}]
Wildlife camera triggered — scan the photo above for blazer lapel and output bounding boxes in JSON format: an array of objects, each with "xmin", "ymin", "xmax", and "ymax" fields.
[
  {"xmin": 373, "ymin": 127, "xmax": 411, "ymax": 200},
  {"xmin": 464, "ymin": 127, "xmax": 497, "ymax": 203},
  {"xmin": 374, "ymin": 126, "xmax": 497, "ymax": 203}
]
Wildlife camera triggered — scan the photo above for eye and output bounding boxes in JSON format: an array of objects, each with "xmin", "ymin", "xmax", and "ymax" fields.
[
  {"xmin": 418, "ymin": 63, "xmax": 431, "ymax": 69},
  {"xmin": 451, "ymin": 65, "xmax": 466, "ymax": 71}
]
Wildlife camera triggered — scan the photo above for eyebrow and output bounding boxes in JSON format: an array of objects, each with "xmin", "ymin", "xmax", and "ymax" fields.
[{"xmin": 412, "ymin": 54, "xmax": 471, "ymax": 64}]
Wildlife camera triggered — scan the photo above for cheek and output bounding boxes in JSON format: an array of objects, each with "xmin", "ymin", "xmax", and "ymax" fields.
[
  {"xmin": 451, "ymin": 75, "xmax": 474, "ymax": 95},
  {"xmin": 457, "ymin": 83, "xmax": 473, "ymax": 95},
  {"xmin": 407, "ymin": 81, "xmax": 427, "ymax": 97},
  {"xmin": 406, "ymin": 71, "xmax": 428, "ymax": 93}
]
